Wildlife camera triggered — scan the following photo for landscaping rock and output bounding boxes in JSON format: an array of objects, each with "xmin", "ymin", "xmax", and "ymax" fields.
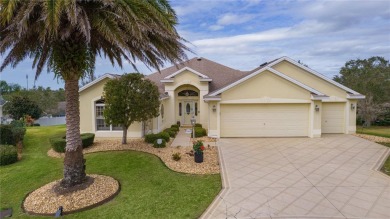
[
  {"xmin": 22, "ymin": 174, "xmax": 119, "ymax": 215},
  {"xmin": 353, "ymin": 134, "xmax": 390, "ymax": 143}
]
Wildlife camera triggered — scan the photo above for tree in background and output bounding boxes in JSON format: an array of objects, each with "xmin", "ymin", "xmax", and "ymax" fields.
[
  {"xmin": 1, "ymin": 80, "xmax": 66, "ymax": 116},
  {"xmin": 5, "ymin": 96, "xmax": 42, "ymax": 120},
  {"xmin": 334, "ymin": 56, "xmax": 390, "ymax": 126},
  {"xmin": 0, "ymin": 0, "xmax": 188, "ymax": 189},
  {"xmin": 104, "ymin": 74, "xmax": 160, "ymax": 144}
]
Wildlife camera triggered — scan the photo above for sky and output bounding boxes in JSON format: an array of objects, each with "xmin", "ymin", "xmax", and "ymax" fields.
[{"xmin": 1, "ymin": 0, "xmax": 389, "ymax": 90}]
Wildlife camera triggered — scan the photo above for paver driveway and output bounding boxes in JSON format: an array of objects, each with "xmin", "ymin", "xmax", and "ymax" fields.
[{"xmin": 202, "ymin": 134, "xmax": 390, "ymax": 219}]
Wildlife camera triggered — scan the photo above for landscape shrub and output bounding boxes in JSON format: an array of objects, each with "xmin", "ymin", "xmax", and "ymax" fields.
[
  {"xmin": 172, "ymin": 152, "xmax": 181, "ymax": 161},
  {"xmin": 81, "ymin": 133, "xmax": 95, "ymax": 148},
  {"xmin": 194, "ymin": 127, "xmax": 207, "ymax": 138},
  {"xmin": 160, "ymin": 131, "xmax": 170, "ymax": 142},
  {"xmin": 32, "ymin": 123, "xmax": 41, "ymax": 126},
  {"xmin": 0, "ymin": 121, "xmax": 27, "ymax": 146},
  {"xmin": 194, "ymin": 123, "xmax": 202, "ymax": 128},
  {"xmin": 145, "ymin": 132, "xmax": 170, "ymax": 143},
  {"xmin": 164, "ymin": 128, "xmax": 177, "ymax": 138},
  {"xmin": 0, "ymin": 145, "xmax": 18, "ymax": 166},
  {"xmin": 0, "ymin": 125, "xmax": 15, "ymax": 145},
  {"xmin": 171, "ymin": 124, "xmax": 179, "ymax": 129},
  {"xmin": 50, "ymin": 136, "xmax": 66, "ymax": 153},
  {"xmin": 153, "ymin": 139, "xmax": 166, "ymax": 148},
  {"xmin": 169, "ymin": 126, "xmax": 179, "ymax": 132},
  {"xmin": 50, "ymin": 133, "xmax": 95, "ymax": 152}
]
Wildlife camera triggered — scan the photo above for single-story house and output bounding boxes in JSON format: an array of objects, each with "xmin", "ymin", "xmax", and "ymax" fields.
[{"xmin": 79, "ymin": 56, "xmax": 365, "ymax": 138}]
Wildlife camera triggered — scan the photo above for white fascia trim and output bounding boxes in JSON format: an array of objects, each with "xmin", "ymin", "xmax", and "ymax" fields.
[
  {"xmin": 347, "ymin": 94, "xmax": 366, "ymax": 99},
  {"xmin": 79, "ymin": 73, "xmax": 116, "ymax": 92},
  {"xmin": 160, "ymin": 79, "xmax": 174, "ymax": 83},
  {"xmin": 266, "ymin": 68, "xmax": 324, "ymax": 95},
  {"xmin": 270, "ymin": 56, "xmax": 362, "ymax": 95},
  {"xmin": 160, "ymin": 96, "xmax": 170, "ymax": 100},
  {"xmin": 200, "ymin": 78, "xmax": 213, "ymax": 82},
  {"xmin": 164, "ymin": 67, "xmax": 210, "ymax": 79},
  {"xmin": 203, "ymin": 97, "xmax": 221, "ymax": 102},
  {"xmin": 311, "ymin": 94, "xmax": 329, "ymax": 100}
]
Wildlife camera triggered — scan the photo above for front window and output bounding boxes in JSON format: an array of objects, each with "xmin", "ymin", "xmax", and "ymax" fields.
[
  {"xmin": 195, "ymin": 102, "xmax": 198, "ymax": 116},
  {"xmin": 95, "ymin": 100, "xmax": 121, "ymax": 131},
  {"xmin": 179, "ymin": 102, "xmax": 182, "ymax": 116}
]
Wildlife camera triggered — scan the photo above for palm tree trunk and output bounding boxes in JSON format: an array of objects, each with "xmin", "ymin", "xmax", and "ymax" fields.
[{"xmin": 60, "ymin": 79, "xmax": 86, "ymax": 188}]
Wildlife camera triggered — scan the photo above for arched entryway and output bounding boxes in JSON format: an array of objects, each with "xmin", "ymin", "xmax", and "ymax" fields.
[{"xmin": 175, "ymin": 85, "xmax": 200, "ymax": 126}]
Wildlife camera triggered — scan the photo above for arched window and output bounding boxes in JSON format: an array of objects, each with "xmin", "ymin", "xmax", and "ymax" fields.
[{"xmin": 178, "ymin": 90, "xmax": 198, "ymax": 96}]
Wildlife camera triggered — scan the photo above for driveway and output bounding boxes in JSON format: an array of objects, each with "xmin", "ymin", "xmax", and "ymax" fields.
[{"xmin": 202, "ymin": 135, "xmax": 390, "ymax": 219}]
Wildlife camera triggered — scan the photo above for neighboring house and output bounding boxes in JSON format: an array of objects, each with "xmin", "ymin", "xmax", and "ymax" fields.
[
  {"xmin": 0, "ymin": 95, "xmax": 7, "ymax": 124},
  {"xmin": 79, "ymin": 57, "xmax": 365, "ymax": 138}
]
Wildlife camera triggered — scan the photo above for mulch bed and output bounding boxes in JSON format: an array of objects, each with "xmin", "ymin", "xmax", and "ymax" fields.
[
  {"xmin": 48, "ymin": 138, "xmax": 220, "ymax": 174},
  {"xmin": 22, "ymin": 174, "xmax": 119, "ymax": 216}
]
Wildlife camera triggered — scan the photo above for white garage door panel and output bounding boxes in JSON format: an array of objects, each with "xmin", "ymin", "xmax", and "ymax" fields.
[
  {"xmin": 221, "ymin": 104, "xmax": 309, "ymax": 137},
  {"xmin": 322, "ymin": 103, "xmax": 345, "ymax": 133}
]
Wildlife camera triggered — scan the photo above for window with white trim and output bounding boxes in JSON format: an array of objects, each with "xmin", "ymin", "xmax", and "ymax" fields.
[{"xmin": 95, "ymin": 100, "xmax": 122, "ymax": 131}]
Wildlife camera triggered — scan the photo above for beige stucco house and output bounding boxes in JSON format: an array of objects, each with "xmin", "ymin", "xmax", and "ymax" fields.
[{"xmin": 79, "ymin": 56, "xmax": 364, "ymax": 138}]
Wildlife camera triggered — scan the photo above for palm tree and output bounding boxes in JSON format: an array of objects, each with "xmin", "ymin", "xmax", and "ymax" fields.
[{"xmin": 0, "ymin": 0, "xmax": 189, "ymax": 189}]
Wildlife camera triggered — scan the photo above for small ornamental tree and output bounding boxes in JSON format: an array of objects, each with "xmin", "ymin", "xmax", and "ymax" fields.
[
  {"xmin": 104, "ymin": 74, "xmax": 160, "ymax": 144},
  {"xmin": 6, "ymin": 96, "xmax": 42, "ymax": 120}
]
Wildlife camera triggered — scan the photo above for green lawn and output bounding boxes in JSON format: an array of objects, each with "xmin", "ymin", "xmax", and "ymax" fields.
[
  {"xmin": 0, "ymin": 126, "xmax": 221, "ymax": 218},
  {"xmin": 356, "ymin": 125, "xmax": 390, "ymax": 138}
]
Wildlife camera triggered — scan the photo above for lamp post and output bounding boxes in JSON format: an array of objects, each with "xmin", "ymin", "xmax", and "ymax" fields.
[{"xmin": 190, "ymin": 116, "xmax": 196, "ymax": 139}]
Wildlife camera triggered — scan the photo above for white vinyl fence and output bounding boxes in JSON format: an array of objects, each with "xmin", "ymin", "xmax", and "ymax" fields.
[{"xmin": 35, "ymin": 116, "xmax": 66, "ymax": 126}]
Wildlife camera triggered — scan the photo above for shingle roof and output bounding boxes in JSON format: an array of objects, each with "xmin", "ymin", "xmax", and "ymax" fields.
[{"xmin": 145, "ymin": 57, "xmax": 252, "ymax": 94}]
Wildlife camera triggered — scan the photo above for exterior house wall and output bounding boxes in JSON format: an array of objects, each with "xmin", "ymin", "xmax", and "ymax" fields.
[
  {"xmin": 272, "ymin": 61, "xmax": 347, "ymax": 99},
  {"xmin": 79, "ymin": 77, "xmax": 142, "ymax": 138},
  {"xmin": 348, "ymin": 99, "xmax": 358, "ymax": 134},
  {"xmin": 208, "ymin": 101, "xmax": 218, "ymax": 137},
  {"xmin": 221, "ymin": 70, "xmax": 311, "ymax": 102}
]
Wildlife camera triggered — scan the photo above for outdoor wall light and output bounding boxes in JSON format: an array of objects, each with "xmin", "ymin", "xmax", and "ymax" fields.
[
  {"xmin": 351, "ymin": 103, "xmax": 356, "ymax": 110},
  {"xmin": 315, "ymin": 105, "xmax": 320, "ymax": 112},
  {"xmin": 212, "ymin": 105, "xmax": 217, "ymax": 112}
]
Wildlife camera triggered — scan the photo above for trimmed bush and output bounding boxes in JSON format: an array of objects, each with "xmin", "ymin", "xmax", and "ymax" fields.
[
  {"xmin": 145, "ymin": 133, "xmax": 158, "ymax": 143},
  {"xmin": 194, "ymin": 123, "xmax": 202, "ymax": 128},
  {"xmin": 194, "ymin": 127, "xmax": 207, "ymax": 138},
  {"xmin": 153, "ymin": 138, "xmax": 166, "ymax": 148},
  {"xmin": 0, "ymin": 125, "xmax": 15, "ymax": 145},
  {"xmin": 32, "ymin": 123, "xmax": 41, "ymax": 126},
  {"xmin": 81, "ymin": 133, "xmax": 95, "ymax": 148},
  {"xmin": 164, "ymin": 128, "xmax": 177, "ymax": 137},
  {"xmin": 171, "ymin": 124, "xmax": 179, "ymax": 129},
  {"xmin": 170, "ymin": 126, "xmax": 179, "ymax": 132},
  {"xmin": 50, "ymin": 133, "xmax": 95, "ymax": 152},
  {"xmin": 50, "ymin": 136, "xmax": 66, "ymax": 153},
  {"xmin": 160, "ymin": 131, "xmax": 170, "ymax": 142},
  {"xmin": 145, "ymin": 132, "xmax": 170, "ymax": 144},
  {"xmin": 0, "ymin": 145, "xmax": 18, "ymax": 166}
]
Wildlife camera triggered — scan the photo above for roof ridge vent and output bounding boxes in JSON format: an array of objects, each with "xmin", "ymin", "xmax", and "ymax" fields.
[{"xmin": 197, "ymin": 57, "xmax": 202, "ymax": 61}]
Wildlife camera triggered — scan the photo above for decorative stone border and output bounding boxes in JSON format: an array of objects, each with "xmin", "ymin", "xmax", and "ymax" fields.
[{"xmin": 22, "ymin": 174, "xmax": 120, "ymax": 216}]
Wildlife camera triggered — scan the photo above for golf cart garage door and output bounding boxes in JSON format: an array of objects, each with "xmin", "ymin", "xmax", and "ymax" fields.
[
  {"xmin": 220, "ymin": 104, "xmax": 310, "ymax": 137},
  {"xmin": 321, "ymin": 102, "xmax": 345, "ymax": 133}
]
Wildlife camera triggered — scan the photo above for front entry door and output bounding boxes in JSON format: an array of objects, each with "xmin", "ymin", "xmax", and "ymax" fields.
[{"xmin": 183, "ymin": 101, "xmax": 197, "ymax": 125}]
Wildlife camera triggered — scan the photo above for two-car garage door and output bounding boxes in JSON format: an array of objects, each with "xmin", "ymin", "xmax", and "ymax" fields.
[{"xmin": 220, "ymin": 104, "xmax": 309, "ymax": 137}]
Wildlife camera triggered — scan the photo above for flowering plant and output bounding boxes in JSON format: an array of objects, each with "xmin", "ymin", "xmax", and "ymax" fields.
[{"xmin": 193, "ymin": 140, "xmax": 205, "ymax": 154}]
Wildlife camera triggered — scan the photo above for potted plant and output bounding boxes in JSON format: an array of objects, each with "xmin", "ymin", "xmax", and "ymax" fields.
[{"xmin": 193, "ymin": 140, "xmax": 205, "ymax": 163}]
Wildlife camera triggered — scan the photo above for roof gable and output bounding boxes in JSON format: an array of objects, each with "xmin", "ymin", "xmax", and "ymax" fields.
[
  {"xmin": 163, "ymin": 67, "xmax": 211, "ymax": 80},
  {"xmin": 269, "ymin": 57, "xmax": 362, "ymax": 95},
  {"xmin": 208, "ymin": 66, "xmax": 324, "ymax": 96},
  {"xmin": 79, "ymin": 73, "xmax": 118, "ymax": 92}
]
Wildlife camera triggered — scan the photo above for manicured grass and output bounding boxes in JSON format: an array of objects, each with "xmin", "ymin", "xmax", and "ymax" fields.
[
  {"xmin": 356, "ymin": 126, "xmax": 390, "ymax": 138},
  {"xmin": 0, "ymin": 126, "xmax": 221, "ymax": 218}
]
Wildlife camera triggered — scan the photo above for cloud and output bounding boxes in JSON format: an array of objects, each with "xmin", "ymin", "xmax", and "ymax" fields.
[
  {"xmin": 217, "ymin": 13, "xmax": 255, "ymax": 26},
  {"xmin": 209, "ymin": 25, "xmax": 224, "ymax": 31}
]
